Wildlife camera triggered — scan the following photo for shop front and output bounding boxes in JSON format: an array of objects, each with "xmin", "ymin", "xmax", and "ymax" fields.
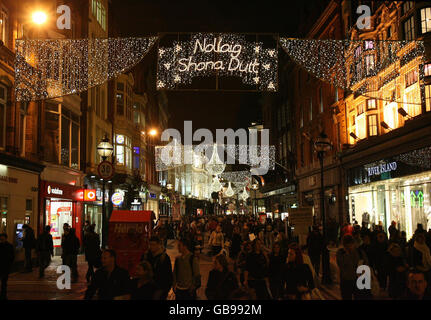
[
  {"xmin": 40, "ymin": 180, "xmax": 83, "ymax": 255},
  {"xmin": 348, "ymin": 146, "xmax": 431, "ymax": 240}
]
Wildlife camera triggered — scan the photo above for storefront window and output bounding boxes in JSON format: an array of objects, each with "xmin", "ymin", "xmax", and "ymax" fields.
[{"xmin": 0, "ymin": 197, "xmax": 7, "ymax": 233}]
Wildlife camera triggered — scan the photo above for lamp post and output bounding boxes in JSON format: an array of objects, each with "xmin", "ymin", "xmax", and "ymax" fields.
[
  {"xmin": 167, "ymin": 183, "xmax": 173, "ymax": 217},
  {"xmin": 314, "ymin": 131, "xmax": 332, "ymax": 285},
  {"xmin": 97, "ymin": 136, "xmax": 114, "ymax": 248},
  {"xmin": 252, "ymin": 183, "xmax": 259, "ymax": 217}
]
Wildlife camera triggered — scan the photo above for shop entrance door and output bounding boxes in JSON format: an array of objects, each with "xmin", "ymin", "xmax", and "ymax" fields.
[{"xmin": 46, "ymin": 200, "xmax": 73, "ymax": 255}]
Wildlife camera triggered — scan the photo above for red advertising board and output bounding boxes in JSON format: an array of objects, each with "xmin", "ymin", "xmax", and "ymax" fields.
[
  {"xmin": 108, "ymin": 210, "xmax": 152, "ymax": 276},
  {"xmin": 259, "ymin": 213, "xmax": 267, "ymax": 225}
]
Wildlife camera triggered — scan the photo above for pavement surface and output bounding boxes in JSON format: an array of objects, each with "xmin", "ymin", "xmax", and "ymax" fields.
[{"xmin": 4, "ymin": 240, "xmax": 388, "ymax": 300}]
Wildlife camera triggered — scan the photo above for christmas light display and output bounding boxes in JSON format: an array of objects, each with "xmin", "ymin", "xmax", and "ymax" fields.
[
  {"xmin": 15, "ymin": 37, "xmax": 157, "ymax": 101},
  {"xmin": 211, "ymin": 175, "xmax": 223, "ymax": 192},
  {"xmin": 205, "ymin": 144, "xmax": 226, "ymax": 175},
  {"xmin": 394, "ymin": 146, "xmax": 431, "ymax": 170},
  {"xmin": 157, "ymin": 33, "xmax": 278, "ymax": 91},
  {"xmin": 279, "ymin": 38, "xmax": 425, "ymax": 105},
  {"xmin": 224, "ymin": 182, "xmax": 235, "ymax": 197}
]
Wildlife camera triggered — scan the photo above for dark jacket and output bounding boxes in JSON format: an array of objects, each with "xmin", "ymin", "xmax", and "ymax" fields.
[
  {"xmin": 245, "ymin": 252, "xmax": 268, "ymax": 279},
  {"xmin": 0, "ymin": 241, "xmax": 15, "ymax": 274},
  {"xmin": 85, "ymin": 266, "xmax": 131, "ymax": 300},
  {"xmin": 36, "ymin": 232, "xmax": 54, "ymax": 255},
  {"xmin": 22, "ymin": 227, "xmax": 36, "ymax": 249},
  {"xmin": 61, "ymin": 232, "xmax": 80, "ymax": 256},
  {"xmin": 141, "ymin": 250, "xmax": 173, "ymax": 293},
  {"xmin": 130, "ymin": 279, "xmax": 162, "ymax": 300},
  {"xmin": 205, "ymin": 270, "xmax": 238, "ymax": 300},
  {"xmin": 83, "ymin": 232, "xmax": 101, "ymax": 264},
  {"xmin": 306, "ymin": 231, "xmax": 324, "ymax": 256},
  {"xmin": 283, "ymin": 262, "xmax": 315, "ymax": 296},
  {"xmin": 268, "ymin": 253, "xmax": 285, "ymax": 280}
]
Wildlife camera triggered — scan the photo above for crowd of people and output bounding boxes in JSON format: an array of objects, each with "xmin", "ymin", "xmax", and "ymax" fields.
[{"xmin": 1, "ymin": 215, "xmax": 431, "ymax": 300}]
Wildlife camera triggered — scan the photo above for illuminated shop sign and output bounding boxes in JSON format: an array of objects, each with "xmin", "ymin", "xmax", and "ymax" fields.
[
  {"xmin": 111, "ymin": 193, "xmax": 124, "ymax": 206},
  {"xmin": 47, "ymin": 185, "xmax": 63, "ymax": 195},
  {"xmin": 366, "ymin": 162, "xmax": 397, "ymax": 177}
]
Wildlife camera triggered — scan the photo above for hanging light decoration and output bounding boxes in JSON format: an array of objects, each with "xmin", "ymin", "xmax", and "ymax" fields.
[
  {"xmin": 205, "ymin": 144, "xmax": 226, "ymax": 176},
  {"xmin": 240, "ymin": 187, "xmax": 250, "ymax": 201},
  {"xmin": 224, "ymin": 182, "xmax": 235, "ymax": 198},
  {"xmin": 211, "ymin": 175, "xmax": 223, "ymax": 192},
  {"xmin": 15, "ymin": 37, "xmax": 157, "ymax": 101}
]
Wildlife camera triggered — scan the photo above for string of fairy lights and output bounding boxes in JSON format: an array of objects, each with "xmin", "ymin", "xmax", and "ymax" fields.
[
  {"xmin": 15, "ymin": 37, "xmax": 157, "ymax": 101},
  {"xmin": 279, "ymin": 38, "xmax": 426, "ymax": 105},
  {"xmin": 157, "ymin": 33, "xmax": 278, "ymax": 91}
]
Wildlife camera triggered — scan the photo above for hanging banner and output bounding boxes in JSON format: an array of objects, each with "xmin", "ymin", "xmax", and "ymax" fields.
[{"xmin": 157, "ymin": 33, "xmax": 278, "ymax": 91}]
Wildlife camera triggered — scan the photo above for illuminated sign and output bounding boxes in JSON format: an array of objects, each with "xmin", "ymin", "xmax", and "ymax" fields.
[
  {"xmin": 111, "ymin": 193, "xmax": 124, "ymax": 206},
  {"xmin": 366, "ymin": 161, "xmax": 397, "ymax": 177},
  {"xmin": 116, "ymin": 134, "xmax": 125, "ymax": 144},
  {"xmin": 84, "ymin": 189, "xmax": 97, "ymax": 201},
  {"xmin": 149, "ymin": 193, "xmax": 157, "ymax": 199},
  {"xmin": 157, "ymin": 33, "xmax": 278, "ymax": 91},
  {"xmin": 47, "ymin": 185, "xmax": 63, "ymax": 196}
]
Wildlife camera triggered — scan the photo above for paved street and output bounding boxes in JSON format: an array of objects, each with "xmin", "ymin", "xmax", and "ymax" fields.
[{"xmin": 4, "ymin": 239, "xmax": 364, "ymax": 300}]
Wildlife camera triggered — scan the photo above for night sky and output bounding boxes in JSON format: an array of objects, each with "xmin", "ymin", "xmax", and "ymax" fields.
[{"xmin": 111, "ymin": 0, "xmax": 327, "ymax": 134}]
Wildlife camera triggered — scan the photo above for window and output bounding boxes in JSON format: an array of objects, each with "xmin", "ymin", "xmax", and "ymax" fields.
[
  {"xmin": 404, "ymin": 16, "xmax": 415, "ymax": 41},
  {"xmin": 365, "ymin": 55, "xmax": 375, "ymax": 75},
  {"xmin": 367, "ymin": 99, "xmax": 377, "ymax": 110},
  {"xmin": 403, "ymin": 1, "xmax": 414, "ymax": 15},
  {"xmin": 0, "ymin": 8, "xmax": 8, "ymax": 47},
  {"xmin": 365, "ymin": 41, "xmax": 374, "ymax": 50},
  {"xmin": 355, "ymin": 114, "xmax": 366, "ymax": 139},
  {"xmin": 133, "ymin": 147, "xmax": 140, "ymax": 171},
  {"xmin": 425, "ymin": 84, "xmax": 431, "ymax": 112},
  {"xmin": 319, "ymin": 87, "xmax": 323, "ymax": 113},
  {"xmin": 115, "ymin": 134, "xmax": 132, "ymax": 168},
  {"xmin": 92, "ymin": 0, "xmax": 106, "ymax": 31},
  {"xmin": 309, "ymin": 98, "xmax": 313, "ymax": 121},
  {"xmin": 357, "ymin": 103, "xmax": 365, "ymax": 115},
  {"xmin": 405, "ymin": 69, "xmax": 418, "ymax": 88},
  {"xmin": 0, "ymin": 197, "xmax": 7, "ymax": 233},
  {"xmin": 404, "ymin": 88, "xmax": 421, "ymax": 117},
  {"xmin": 133, "ymin": 104, "xmax": 140, "ymax": 124},
  {"xmin": 424, "ymin": 63, "xmax": 431, "ymax": 76},
  {"xmin": 117, "ymin": 82, "xmax": 124, "ymax": 91},
  {"xmin": 19, "ymin": 102, "xmax": 27, "ymax": 156},
  {"xmin": 421, "ymin": 8, "xmax": 431, "ymax": 33},
  {"xmin": 367, "ymin": 114, "xmax": 378, "ymax": 137},
  {"xmin": 0, "ymin": 84, "xmax": 6, "ymax": 149},
  {"xmin": 116, "ymin": 93, "xmax": 124, "ymax": 115},
  {"xmin": 384, "ymin": 102, "xmax": 398, "ymax": 129}
]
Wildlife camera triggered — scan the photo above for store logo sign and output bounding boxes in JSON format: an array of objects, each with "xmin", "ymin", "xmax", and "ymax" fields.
[
  {"xmin": 84, "ymin": 189, "xmax": 97, "ymax": 201},
  {"xmin": 48, "ymin": 185, "xmax": 63, "ymax": 195},
  {"xmin": 366, "ymin": 162, "xmax": 397, "ymax": 177},
  {"xmin": 111, "ymin": 192, "xmax": 124, "ymax": 206}
]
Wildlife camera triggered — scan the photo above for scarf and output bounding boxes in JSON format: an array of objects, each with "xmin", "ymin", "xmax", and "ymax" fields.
[{"xmin": 414, "ymin": 241, "xmax": 431, "ymax": 270}]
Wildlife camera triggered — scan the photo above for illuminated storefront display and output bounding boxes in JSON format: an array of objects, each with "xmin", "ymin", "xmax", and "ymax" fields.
[{"xmin": 348, "ymin": 147, "xmax": 431, "ymax": 240}]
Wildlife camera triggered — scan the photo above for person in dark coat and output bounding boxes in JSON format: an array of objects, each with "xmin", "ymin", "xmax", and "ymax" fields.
[
  {"xmin": 370, "ymin": 231, "xmax": 389, "ymax": 290},
  {"xmin": 140, "ymin": 236, "xmax": 173, "ymax": 300},
  {"xmin": 36, "ymin": 225, "xmax": 54, "ymax": 278},
  {"xmin": 83, "ymin": 224, "xmax": 101, "ymax": 283},
  {"xmin": 205, "ymin": 254, "xmax": 238, "ymax": 300},
  {"xmin": 0, "ymin": 233, "xmax": 14, "ymax": 300},
  {"xmin": 230, "ymin": 226, "xmax": 242, "ymax": 260},
  {"xmin": 61, "ymin": 227, "xmax": 80, "ymax": 282},
  {"xmin": 268, "ymin": 242, "xmax": 285, "ymax": 300},
  {"xmin": 386, "ymin": 243, "xmax": 409, "ymax": 299},
  {"xmin": 130, "ymin": 261, "xmax": 162, "ymax": 300},
  {"xmin": 85, "ymin": 249, "xmax": 131, "ymax": 300},
  {"xmin": 306, "ymin": 226, "xmax": 324, "ymax": 276},
  {"xmin": 22, "ymin": 224, "xmax": 35, "ymax": 272}
]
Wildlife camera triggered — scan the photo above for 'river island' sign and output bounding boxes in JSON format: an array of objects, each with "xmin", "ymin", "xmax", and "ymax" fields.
[{"xmin": 157, "ymin": 33, "xmax": 278, "ymax": 91}]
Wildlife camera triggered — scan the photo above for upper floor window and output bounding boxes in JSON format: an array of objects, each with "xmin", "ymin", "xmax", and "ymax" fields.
[
  {"xmin": 117, "ymin": 82, "xmax": 124, "ymax": 91},
  {"xmin": 367, "ymin": 99, "xmax": 377, "ymax": 110},
  {"xmin": 367, "ymin": 114, "xmax": 378, "ymax": 137},
  {"xmin": 0, "ymin": 8, "xmax": 8, "ymax": 47},
  {"xmin": 403, "ymin": 1, "xmax": 414, "ymax": 16},
  {"xmin": 425, "ymin": 84, "xmax": 431, "ymax": 112},
  {"xmin": 421, "ymin": 8, "xmax": 431, "ymax": 34},
  {"xmin": 92, "ymin": 0, "xmax": 106, "ymax": 31},
  {"xmin": 115, "ymin": 134, "xmax": 131, "ymax": 168},
  {"xmin": 404, "ymin": 16, "xmax": 415, "ymax": 41},
  {"xmin": 405, "ymin": 69, "xmax": 418, "ymax": 88},
  {"xmin": 0, "ymin": 85, "xmax": 6, "ymax": 149},
  {"xmin": 319, "ymin": 87, "xmax": 323, "ymax": 113},
  {"xmin": 116, "ymin": 93, "xmax": 124, "ymax": 115},
  {"xmin": 357, "ymin": 102, "xmax": 365, "ymax": 115},
  {"xmin": 309, "ymin": 98, "xmax": 313, "ymax": 121},
  {"xmin": 424, "ymin": 63, "xmax": 431, "ymax": 76}
]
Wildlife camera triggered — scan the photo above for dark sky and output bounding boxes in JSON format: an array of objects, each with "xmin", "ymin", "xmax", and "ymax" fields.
[{"xmin": 111, "ymin": 0, "xmax": 326, "ymax": 134}]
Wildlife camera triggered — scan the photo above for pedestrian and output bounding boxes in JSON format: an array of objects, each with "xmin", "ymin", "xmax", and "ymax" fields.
[
  {"xmin": 263, "ymin": 224, "xmax": 275, "ymax": 253},
  {"xmin": 22, "ymin": 224, "xmax": 36, "ymax": 272},
  {"xmin": 130, "ymin": 261, "xmax": 162, "ymax": 300},
  {"xmin": 243, "ymin": 239, "xmax": 270, "ymax": 300},
  {"xmin": 173, "ymin": 238, "xmax": 201, "ymax": 300},
  {"xmin": 386, "ymin": 243, "xmax": 409, "ymax": 299},
  {"xmin": 370, "ymin": 231, "xmax": 389, "ymax": 290},
  {"xmin": 140, "ymin": 236, "xmax": 173, "ymax": 300},
  {"xmin": 0, "ymin": 233, "xmax": 14, "ymax": 300},
  {"xmin": 336, "ymin": 235, "xmax": 372, "ymax": 300},
  {"xmin": 208, "ymin": 225, "xmax": 224, "ymax": 256},
  {"xmin": 306, "ymin": 226, "xmax": 323, "ymax": 276},
  {"xmin": 235, "ymin": 241, "xmax": 251, "ymax": 287},
  {"xmin": 388, "ymin": 221, "xmax": 398, "ymax": 242},
  {"xmin": 230, "ymin": 226, "xmax": 242, "ymax": 260},
  {"xmin": 268, "ymin": 242, "xmax": 285, "ymax": 300},
  {"xmin": 61, "ymin": 227, "xmax": 80, "ymax": 282},
  {"xmin": 83, "ymin": 224, "xmax": 101, "ymax": 283},
  {"xmin": 85, "ymin": 249, "xmax": 131, "ymax": 300},
  {"xmin": 409, "ymin": 233, "xmax": 431, "ymax": 283},
  {"xmin": 205, "ymin": 254, "xmax": 238, "ymax": 300},
  {"xmin": 36, "ymin": 225, "xmax": 54, "ymax": 278},
  {"xmin": 403, "ymin": 269, "xmax": 431, "ymax": 300},
  {"xmin": 283, "ymin": 246, "xmax": 315, "ymax": 300}
]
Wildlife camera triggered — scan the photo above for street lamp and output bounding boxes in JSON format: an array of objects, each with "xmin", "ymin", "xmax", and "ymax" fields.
[
  {"xmin": 251, "ymin": 182, "xmax": 259, "ymax": 217},
  {"xmin": 32, "ymin": 11, "xmax": 48, "ymax": 25},
  {"xmin": 314, "ymin": 131, "xmax": 332, "ymax": 285},
  {"xmin": 97, "ymin": 136, "xmax": 114, "ymax": 248}
]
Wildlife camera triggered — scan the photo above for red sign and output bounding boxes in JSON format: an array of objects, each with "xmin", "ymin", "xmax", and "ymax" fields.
[
  {"xmin": 108, "ymin": 210, "xmax": 152, "ymax": 276},
  {"xmin": 40, "ymin": 180, "xmax": 82, "ymax": 201},
  {"xmin": 84, "ymin": 189, "xmax": 97, "ymax": 201}
]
